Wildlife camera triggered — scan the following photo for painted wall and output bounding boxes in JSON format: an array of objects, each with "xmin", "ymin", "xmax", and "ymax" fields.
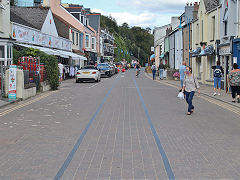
[
  {"xmin": 192, "ymin": 0, "xmax": 221, "ymax": 85},
  {"xmin": 0, "ymin": 0, "xmax": 11, "ymax": 38},
  {"xmin": 169, "ymin": 33, "xmax": 175, "ymax": 69},
  {"xmin": 41, "ymin": 10, "xmax": 58, "ymax": 37},
  {"xmin": 174, "ymin": 30, "xmax": 183, "ymax": 69}
]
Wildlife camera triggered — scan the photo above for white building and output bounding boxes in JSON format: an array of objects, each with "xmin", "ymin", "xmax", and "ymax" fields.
[
  {"xmin": 153, "ymin": 17, "xmax": 178, "ymax": 67},
  {"xmin": 0, "ymin": 0, "xmax": 13, "ymax": 66}
]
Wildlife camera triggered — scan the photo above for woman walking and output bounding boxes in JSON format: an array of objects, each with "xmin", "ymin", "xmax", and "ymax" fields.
[
  {"xmin": 228, "ymin": 63, "xmax": 240, "ymax": 103},
  {"xmin": 182, "ymin": 66, "xmax": 200, "ymax": 115}
]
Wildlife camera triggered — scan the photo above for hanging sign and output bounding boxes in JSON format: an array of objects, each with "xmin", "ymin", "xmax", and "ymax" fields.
[{"xmin": 8, "ymin": 65, "xmax": 17, "ymax": 101}]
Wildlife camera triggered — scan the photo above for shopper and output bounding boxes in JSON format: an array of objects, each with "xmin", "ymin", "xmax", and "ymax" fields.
[
  {"xmin": 179, "ymin": 61, "xmax": 186, "ymax": 88},
  {"xmin": 158, "ymin": 60, "xmax": 165, "ymax": 80},
  {"xmin": 182, "ymin": 66, "xmax": 200, "ymax": 115},
  {"xmin": 151, "ymin": 62, "xmax": 156, "ymax": 80},
  {"xmin": 213, "ymin": 61, "xmax": 224, "ymax": 96},
  {"xmin": 228, "ymin": 63, "xmax": 240, "ymax": 103}
]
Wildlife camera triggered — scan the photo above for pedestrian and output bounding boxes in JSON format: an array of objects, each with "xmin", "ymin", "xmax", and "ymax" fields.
[
  {"xmin": 213, "ymin": 61, "xmax": 224, "ymax": 96},
  {"xmin": 58, "ymin": 62, "xmax": 64, "ymax": 82},
  {"xmin": 158, "ymin": 60, "xmax": 165, "ymax": 80},
  {"xmin": 228, "ymin": 63, "xmax": 240, "ymax": 103},
  {"xmin": 182, "ymin": 66, "xmax": 200, "ymax": 115},
  {"xmin": 151, "ymin": 62, "xmax": 156, "ymax": 80},
  {"xmin": 179, "ymin": 61, "xmax": 186, "ymax": 88}
]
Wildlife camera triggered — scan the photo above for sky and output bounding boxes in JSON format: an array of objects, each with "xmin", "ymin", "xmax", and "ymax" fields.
[{"xmin": 61, "ymin": 0, "xmax": 199, "ymax": 29}]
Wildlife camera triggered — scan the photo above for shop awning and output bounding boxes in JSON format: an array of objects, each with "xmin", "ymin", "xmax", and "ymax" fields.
[
  {"xmin": 150, "ymin": 54, "xmax": 155, "ymax": 61},
  {"xmin": 199, "ymin": 45, "xmax": 214, "ymax": 56},
  {"xmin": 14, "ymin": 43, "xmax": 87, "ymax": 60},
  {"xmin": 190, "ymin": 47, "xmax": 201, "ymax": 57}
]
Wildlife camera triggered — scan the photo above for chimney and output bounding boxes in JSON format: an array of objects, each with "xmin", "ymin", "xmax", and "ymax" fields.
[{"xmin": 194, "ymin": 2, "xmax": 199, "ymax": 11}]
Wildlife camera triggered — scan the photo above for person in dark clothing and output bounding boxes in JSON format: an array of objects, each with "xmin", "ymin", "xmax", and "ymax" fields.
[
  {"xmin": 158, "ymin": 60, "xmax": 165, "ymax": 80},
  {"xmin": 212, "ymin": 61, "xmax": 224, "ymax": 96}
]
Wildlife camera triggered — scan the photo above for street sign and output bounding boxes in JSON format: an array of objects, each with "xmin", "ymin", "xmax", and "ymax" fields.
[{"xmin": 8, "ymin": 65, "xmax": 17, "ymax": 101}]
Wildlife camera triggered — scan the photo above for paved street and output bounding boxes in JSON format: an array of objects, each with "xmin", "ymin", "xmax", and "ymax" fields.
[{"xmin": 0, "ymin": 69, "xmax": 240, "ymax": 180}]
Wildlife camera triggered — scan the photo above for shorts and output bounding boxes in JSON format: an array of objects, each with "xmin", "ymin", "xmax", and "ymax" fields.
[{"xmin": 214, "ymin": 77, "xmax": 221, "ymax": 89}]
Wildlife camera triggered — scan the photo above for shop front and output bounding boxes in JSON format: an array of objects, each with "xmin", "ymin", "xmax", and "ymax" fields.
[
  {"xmin": 219, "ymin": 44, "xmax": 232, "ymax": 90},
  {"xmin": 233, "ymin": 38, "xmax": 240, "ymax": 68},
  {"xmin": 0, "ymin": 39, "xmax": 13, "ymax": 66}
]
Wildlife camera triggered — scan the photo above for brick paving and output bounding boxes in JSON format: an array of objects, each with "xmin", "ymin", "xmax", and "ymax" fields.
[{"xmin": 0, "ymin": 70, "xmax": 240, "ymax": 179}]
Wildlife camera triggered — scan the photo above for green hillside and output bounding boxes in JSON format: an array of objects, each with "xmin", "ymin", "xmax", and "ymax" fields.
[{"xmin": 100, "ymin": 15, "xmax": 153, "ymax": 65}]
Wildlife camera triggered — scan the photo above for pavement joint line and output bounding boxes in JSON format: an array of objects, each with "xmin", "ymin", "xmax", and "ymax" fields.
[
  {"xmin": 54, "ymin": 76, "xmax": 120, "ymax": 180},
  {"xmin": 132, "ymin": 74, "xmax": 175, "ymax": 180},
  {"xmin": 0, "ymin": 91, "xmax": 57, "ymax": 117},
  {"xmin": 144, "ymin": 72, "xmax": 240, "ymax": 116}
]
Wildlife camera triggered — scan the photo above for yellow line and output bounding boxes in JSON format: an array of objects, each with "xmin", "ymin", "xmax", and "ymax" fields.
[
  {"xmin": 0, "ymin": 91, "xmax": 57, "ymax": 117},
  {"xmin": 144, "ymin": 72, "xmax": 240, "ymax": 116}
]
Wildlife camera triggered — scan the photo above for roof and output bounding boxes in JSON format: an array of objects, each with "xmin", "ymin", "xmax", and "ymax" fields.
[
  {"xmin": 10, "ymin": 7, "xmax": 49, "ymax": 30},
  {"xmin": 53, "ymin": 13, "xmax": 79, "ymax": 31},
  {"xmin": 87, "ymin": 14, "xmax": 100, "ymax": 32},
  {"xmin": 203, "ymin": 0, "xmax": 220, "ymax": 12}
]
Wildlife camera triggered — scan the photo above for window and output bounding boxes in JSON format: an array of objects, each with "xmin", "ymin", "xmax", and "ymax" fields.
[
  {"xmin": 80, "ymin": 33, "xmax": 83, "ymax": 50},
  {"xmin": 92, "ymin": 37, "xmax": 96, "ymax": 50},
  {"xmin": 212, "ymin": 16, "xmax": 215, "ymax": 40},
  {"xmin": 85, "ymin": 34, "xmax": 90, "ymax": 48},
  {"xmin": 224, "ymin": 21, "xmax": 228, "ymax": 36},
  {"xmin": 81, "ymin": 15, "xmax": 84, "ymax": 24},
  {"xmin": 86, "ymin": 19, "xmax": 88, "ymax": 26},
  {"xmin": 7, "ymin": 46, "xmax": 10, "ymax": 58},
  {"xmin": 0, "ymin": 46, "xmax": 4, "ymax": 58},
  {"xmin": 72, "ymin": 31, "xmax": 75, "ymax": 45},
  {"xmin": 76, "ymin": 33, "xmax": 79, "ymax": 46}
]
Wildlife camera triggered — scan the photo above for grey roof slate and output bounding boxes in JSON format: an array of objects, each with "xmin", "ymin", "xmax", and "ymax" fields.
[
  {"xmin": 10, "ymin": 7, "xmax": 49, "ymax": 30},
  {"xmin": 87, "ymin": 15, "xmax": 100, "ymax": 32},
  {"xmin": 203, "ymin": 0, "xmax": 220, "ymax": 12}
]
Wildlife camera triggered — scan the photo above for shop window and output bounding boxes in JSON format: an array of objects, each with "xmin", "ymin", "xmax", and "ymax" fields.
[{"xmin": 0, "ymin": 46, "xmax": 4, "ymax": 58}]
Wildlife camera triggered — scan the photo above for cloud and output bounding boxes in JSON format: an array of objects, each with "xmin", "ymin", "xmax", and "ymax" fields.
[
  {"xmin": 92, "ymin": 8, "xmax": 172, "ymax": 28},
  {"xmin": 92, "ymin": 0, "xmax": 200, "ymax": 28}
]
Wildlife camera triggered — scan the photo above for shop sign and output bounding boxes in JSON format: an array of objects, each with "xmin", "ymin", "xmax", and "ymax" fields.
[
  {"xmin": 12, "ymin": 24, "xmax": 72, "ymax": 51},
  {"xmin": 8, "ymin": 65, "xmax": 17, "ymax": 101},
  {"xmin": 219, "ymin": 46, "xmax": 231, "ymax": 56}
]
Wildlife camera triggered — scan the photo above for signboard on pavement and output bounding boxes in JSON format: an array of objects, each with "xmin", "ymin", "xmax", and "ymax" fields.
[{"xmin": 8, "ymin": 65, "xmax": 17, "ymax": 101}]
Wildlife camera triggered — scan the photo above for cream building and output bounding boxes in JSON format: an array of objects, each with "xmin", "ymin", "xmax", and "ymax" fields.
[
  {"xmin": 192, "ymin": 0, "xmax": 221, "ymax": 86},
  {"xmin": 0, "ymin": 0, "xmax": 13, "ymax": 66}
]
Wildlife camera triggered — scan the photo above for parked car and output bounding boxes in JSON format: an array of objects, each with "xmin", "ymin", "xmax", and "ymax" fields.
[
  {"xmin": 97, "ymin": 63, "xmax": 113, "ymax": 77},
  {"xmin": 76, "ymin": 66, "xmax": 101, "ymax": 83}
]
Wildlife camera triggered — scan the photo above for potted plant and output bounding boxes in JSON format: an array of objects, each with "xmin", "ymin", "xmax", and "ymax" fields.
[{"xmin": 173, "ymin": 72, "xmax": 180, "ymax": 80}]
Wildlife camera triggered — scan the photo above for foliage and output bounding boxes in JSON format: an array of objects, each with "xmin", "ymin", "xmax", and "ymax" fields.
[
  {"xmin": 13, "ymin": 47, "xmax": 59, "ymax": 90},
  {"xmin": 100, "ymin": 15, "xmax": 153, "ymax": 66}
]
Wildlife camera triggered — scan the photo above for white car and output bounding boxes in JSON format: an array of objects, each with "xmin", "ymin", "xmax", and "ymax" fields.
[{"xmin": 76, "ymin": 66, "xmax": 101, "ymax": 83}]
